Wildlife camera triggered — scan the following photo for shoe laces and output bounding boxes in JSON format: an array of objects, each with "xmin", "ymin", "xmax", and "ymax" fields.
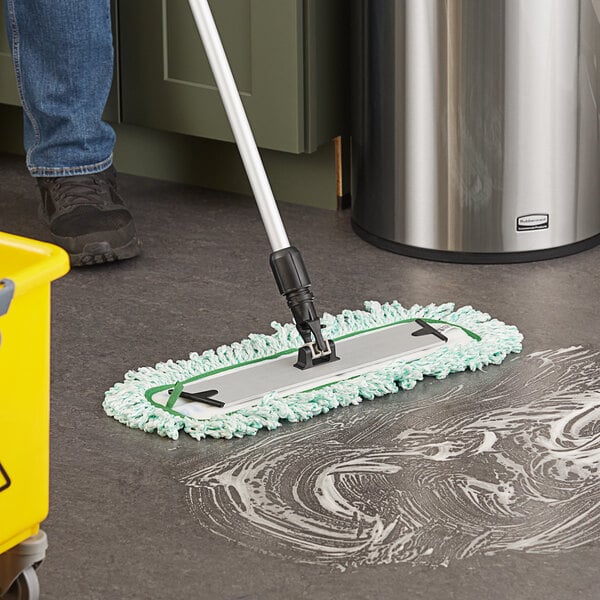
[{"xmin": 50, "ymin": 174, "xmax": 111, "ymax": 211}]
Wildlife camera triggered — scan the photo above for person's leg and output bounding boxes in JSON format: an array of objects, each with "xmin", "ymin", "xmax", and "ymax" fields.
[
  {"xmin": 5, "ymin": 0, "xmax": 115, "ymax": 174},
  {"xmin": 5, "ymin": 0, "xmax": 140, "ymax": 265}
]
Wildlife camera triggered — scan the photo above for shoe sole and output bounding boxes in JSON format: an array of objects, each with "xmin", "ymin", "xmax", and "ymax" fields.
[
  {"xmin": 68, "ymin": 237, "xmax": 141, "ymax": 267},
  {"xmin": 39, "ymin": 206, "xmax": 141, "ymax": 267},
  {"xmin": 38, "ymin": 198, "xmax": 141, "ymax": 267}
]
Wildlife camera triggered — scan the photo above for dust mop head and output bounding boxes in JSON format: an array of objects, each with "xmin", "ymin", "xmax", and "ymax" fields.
[{"xmin": 103, "ymin": 302, "xmax": 522, "ymax": 440}]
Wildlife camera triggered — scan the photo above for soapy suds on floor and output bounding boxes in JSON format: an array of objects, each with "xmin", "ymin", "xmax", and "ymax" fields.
[{"xmin": 179, "ymin": 347, "xmax": 600, "ymax": 570}]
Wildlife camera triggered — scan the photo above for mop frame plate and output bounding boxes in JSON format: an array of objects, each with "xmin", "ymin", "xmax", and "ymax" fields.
[
  {"xmin": 103, "ymin": 302, "xmax": 523, "ymax": 440},
  {"xmin": 149, "ymin": 319, "xmax": 475, "ymax": 420}
]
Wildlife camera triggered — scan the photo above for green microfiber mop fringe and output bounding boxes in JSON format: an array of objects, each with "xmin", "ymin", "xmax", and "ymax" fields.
[{"xmin": 103, "ymin": 302, "xmax": 523, "ymax": 440}]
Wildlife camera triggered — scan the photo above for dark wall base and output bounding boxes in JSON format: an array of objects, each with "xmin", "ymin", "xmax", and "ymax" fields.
[
  {"xmin": 0, "ymin": 104, "xmax": 340, "ymax": 210},
  {"xmin": 352, "ymin": 220, "xmax": 600, "ymax": 264}
]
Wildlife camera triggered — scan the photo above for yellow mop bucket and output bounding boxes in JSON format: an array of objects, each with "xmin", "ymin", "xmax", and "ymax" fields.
[{"xmin": 0, "ymin": 232, "xmax": 69, "ymax": 556}]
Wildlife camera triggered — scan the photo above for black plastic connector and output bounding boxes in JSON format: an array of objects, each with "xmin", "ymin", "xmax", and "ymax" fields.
[
  {"xmin": 168, "ymin": 388, "xmax": 225, "ymax": 408},
  {"xmin": 270, "ymin": 246, "xmax": 324, "ymax": 349},
  {"xmin": 411, "ymin": 319, "xmax": 449, "ymax": 343},
  {"xmin": 270, "ymin": 246, "xmax": 339, "ymax": 369},
  {"xmin": 295, "ymin": 339, "xmax": 339, "ymax": 370}
]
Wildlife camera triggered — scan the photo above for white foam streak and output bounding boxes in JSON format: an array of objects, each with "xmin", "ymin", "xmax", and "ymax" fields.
[{"xmin": 180, "ymin": 348, "xmax": 600, "ymax": 569}]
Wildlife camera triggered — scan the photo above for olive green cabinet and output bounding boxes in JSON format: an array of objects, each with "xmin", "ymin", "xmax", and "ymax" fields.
[
  {"xmin": 0, "ymin": 1, "xmax": 348, "ymax": 154},
  {"xmin": 0, "ymin": 11, "xmax": 19, "ymax": 106},
  {"xmin": 119, "ymin": 0, "xmax": 348, "ymax": 153}
]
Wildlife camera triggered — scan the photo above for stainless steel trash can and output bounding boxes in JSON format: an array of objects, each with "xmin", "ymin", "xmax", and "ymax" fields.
[{"xmin": 351, "ymin": 0, "xmax": 600, "ymax": 262}]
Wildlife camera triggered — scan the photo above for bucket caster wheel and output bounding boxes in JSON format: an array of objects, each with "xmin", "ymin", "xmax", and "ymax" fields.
[{"xmin": 4, "ymin": 567, "xmax": 40, "ymax": 600}]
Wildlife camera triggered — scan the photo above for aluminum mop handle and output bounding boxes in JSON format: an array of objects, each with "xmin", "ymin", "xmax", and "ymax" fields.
[
  {"xmin": 188, "ymin": 0, "xmax": 337, "ymax": 367},
  {"xmin": 187, "ymin": 0, "xmax": 289, "ymax": 252}
]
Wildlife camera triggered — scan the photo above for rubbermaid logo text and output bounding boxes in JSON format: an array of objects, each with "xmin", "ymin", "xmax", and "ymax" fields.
[{"xmin": 517, "ymin": 214, "xmax": 549, "ymax": 231}]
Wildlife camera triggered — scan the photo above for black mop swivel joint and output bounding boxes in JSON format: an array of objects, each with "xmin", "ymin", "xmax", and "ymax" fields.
[{"xmin": 270, "ymin": 247, "xmax": 339, "ymax": 370}]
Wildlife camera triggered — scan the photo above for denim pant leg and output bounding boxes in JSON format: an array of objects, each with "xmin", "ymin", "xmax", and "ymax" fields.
[{"xmin": 4, "ymin": 0, "xmax": 116, "ymax": 177}]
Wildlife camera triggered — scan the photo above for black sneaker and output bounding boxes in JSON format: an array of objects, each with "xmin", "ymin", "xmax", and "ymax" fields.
[{"xmin": 37, "ymin": 166, "xmax": 141, "ymax": 266}]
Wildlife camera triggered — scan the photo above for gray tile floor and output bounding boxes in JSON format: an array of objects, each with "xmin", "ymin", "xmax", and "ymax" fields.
[{"xmin": 1, "ymin": 153, "xmax": 600, "ymax": 599}]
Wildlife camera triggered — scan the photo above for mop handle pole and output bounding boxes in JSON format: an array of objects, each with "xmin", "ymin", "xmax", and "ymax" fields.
[{"xmin": 188, "ymin": 0, "xmax": 291, "ymax": 252}]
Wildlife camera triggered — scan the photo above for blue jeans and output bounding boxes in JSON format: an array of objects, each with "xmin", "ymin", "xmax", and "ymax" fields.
[{"xmin": 4, "ymin": 0, "xmax": 116, "ymax": 177}]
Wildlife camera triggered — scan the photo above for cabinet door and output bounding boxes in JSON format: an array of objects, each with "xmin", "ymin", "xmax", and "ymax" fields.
[
  {"xmin": 0, "ymin": 9, "xmax": 19, "ymax": 106},
  {"xmin": 119, "ymin": 0, "xmax": 305, "ymax": 153}
]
